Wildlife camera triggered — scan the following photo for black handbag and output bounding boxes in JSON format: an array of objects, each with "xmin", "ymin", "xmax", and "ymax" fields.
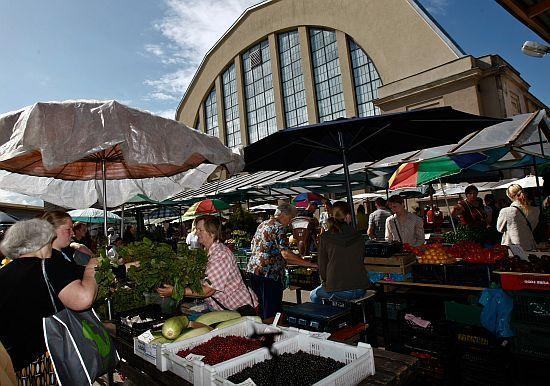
[{"xmin": 41, "ymin": 260, "xmax": 119, "ymax": 385}]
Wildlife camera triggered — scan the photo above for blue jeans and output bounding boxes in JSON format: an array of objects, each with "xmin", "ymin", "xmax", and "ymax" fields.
[{"xmin": 309, "ymin": 286, "xmax": 366, "ymax": 304}]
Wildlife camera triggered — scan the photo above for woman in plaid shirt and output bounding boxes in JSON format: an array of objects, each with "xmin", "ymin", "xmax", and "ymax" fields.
[{"xmin": 158, "ymin": 216, "xmax": 257, "ymax": 312}]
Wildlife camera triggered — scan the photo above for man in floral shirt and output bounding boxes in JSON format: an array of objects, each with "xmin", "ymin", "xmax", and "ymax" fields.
[{"xmin": 247, "ymin": 203, "xmax": 317, "ymax": 319}]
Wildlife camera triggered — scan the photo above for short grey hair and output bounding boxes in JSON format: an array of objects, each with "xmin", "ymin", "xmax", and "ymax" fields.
[
  {"xmin": 0, "ymin": 219, "xmax": 55, "ymax": 259},
  {"xmin": 274, "ymin": 203, "xmax": 297, "ymax": 217}
]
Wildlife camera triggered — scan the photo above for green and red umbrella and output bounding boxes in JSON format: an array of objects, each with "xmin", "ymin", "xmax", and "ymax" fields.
[
  {"xmin": 388, "ymin": 153, "xmax": 487, "ymax": 190},
  {"xmin": 182, "ymin": 199, "xmax": 230, "ymax": 217}
]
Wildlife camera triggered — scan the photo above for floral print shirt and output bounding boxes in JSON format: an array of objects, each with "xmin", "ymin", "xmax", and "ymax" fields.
[{"xmin": 246, "ymin": 218, "xmax": 290, "ymax": 282}]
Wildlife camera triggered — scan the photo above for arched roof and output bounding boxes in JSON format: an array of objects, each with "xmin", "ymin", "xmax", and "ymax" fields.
[{"xmin": 176, "ymin": 0, "xmax": 465, "ymax": 122}]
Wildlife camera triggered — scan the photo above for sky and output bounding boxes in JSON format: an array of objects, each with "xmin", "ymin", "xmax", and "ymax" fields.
[{"xmin": 0, "ymin": 0, "xmax": 548, "ymax": 121}]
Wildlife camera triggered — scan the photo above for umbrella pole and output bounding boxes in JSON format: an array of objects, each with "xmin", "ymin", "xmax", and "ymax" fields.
[
  {"xmin": 101, "ymin": 159, "xmax": 108, "ymax": 242},
  {"xmin": 121, "ymin": 204, "xmax": 125, "ymax": 240},
  {"xmin": 439, "ymin": 178, "xmax": 456, "ymax": 233},
  {"xmin": 338, "ymin": 130, "xmax": 357, "ymax": 228}
]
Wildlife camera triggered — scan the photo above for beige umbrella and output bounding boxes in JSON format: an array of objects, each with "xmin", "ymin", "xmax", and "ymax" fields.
[{"xmin": 0, "ymin": 100, "xmax": 243, "ymax": 235}]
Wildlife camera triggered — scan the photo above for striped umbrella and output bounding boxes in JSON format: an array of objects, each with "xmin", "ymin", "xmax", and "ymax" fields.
[
  {"xmin": 292, "ymin": 192, "xmax": 326, "ymax": 208},
  {"xmin": 388, "ymin": 153, "xmax": 488, "ymax": 190},
  {"xmin": 182, "ymin": 199, "xmax": 230, "ymax": 217}
]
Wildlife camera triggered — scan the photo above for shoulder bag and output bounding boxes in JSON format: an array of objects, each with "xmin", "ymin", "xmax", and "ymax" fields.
[{"xmin": 41, "ymin": 259, "xmax": 119, "ymax": 385}]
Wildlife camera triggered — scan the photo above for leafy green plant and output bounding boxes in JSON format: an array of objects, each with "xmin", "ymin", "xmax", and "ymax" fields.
[{"xmin": 227, "ymin": 206, "xmax": 258, "ymax": 235}]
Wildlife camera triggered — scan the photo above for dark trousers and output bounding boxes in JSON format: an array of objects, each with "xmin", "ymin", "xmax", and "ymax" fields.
[{"xmin": 249, "ymin": 274, "xmax": 284, "ymax": 320}]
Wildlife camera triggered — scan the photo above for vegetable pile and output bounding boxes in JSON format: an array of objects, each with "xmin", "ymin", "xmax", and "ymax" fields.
[
  {"xmin": 497, "ymin": 254, "xmax": 550, "ymax": 273},
  {"xmin": 177, "ymin": 335, "xmax": 263, "ymax": 365},
  {"xmin": 227, "ymin": 351, "xmax": 345, "ymax": 385},
  {"xmin": 94, "ymin": 238, "xmax": 209, "ymax": 315}
]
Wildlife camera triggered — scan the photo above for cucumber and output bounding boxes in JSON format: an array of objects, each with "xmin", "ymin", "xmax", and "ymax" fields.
[
  {"xmin": 195, "ymin": 311, "xmax": 240, "ymax": 326},
  {"xmin": 162, "ymin": 315, "xmax": 189, "ymax": 339},
  {"xmin": 173, "ymin": 326, "xmax": 213, "ymax": 342}
]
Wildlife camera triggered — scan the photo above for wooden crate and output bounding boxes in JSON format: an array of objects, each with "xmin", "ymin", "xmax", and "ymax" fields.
[{"xmin": 364, "ymin": 253, "xmax": 417, "ymax": 274}]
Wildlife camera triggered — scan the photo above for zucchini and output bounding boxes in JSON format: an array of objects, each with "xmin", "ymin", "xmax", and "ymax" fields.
[
  {"xmin": 173, "ymin": 326, "xmax": 213, "ymax": 342},
  {"xmin": 195, "ymin": 311, "xmax": 240, "ymax": 326},
  {"xmin": 162, "ymin": 315, "xmax": 189, "ymax": 339}
]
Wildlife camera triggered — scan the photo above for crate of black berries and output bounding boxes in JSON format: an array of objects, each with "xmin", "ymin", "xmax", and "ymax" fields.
[{"xmin": 213, "ymin": 334, "xmax": 375, "ymax": 385}]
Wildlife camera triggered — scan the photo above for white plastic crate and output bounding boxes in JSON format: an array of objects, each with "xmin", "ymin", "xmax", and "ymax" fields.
[
  {"xmin": 160, "ymin": 318, "xmax": 298, "ymax": 383},
  {"xmin": 212, "ymin": 334, "xmax": 375, "ymax": 386},
  {"xmin": 133, "ymin": 337, "xmax": 169, "ymax": 366}
]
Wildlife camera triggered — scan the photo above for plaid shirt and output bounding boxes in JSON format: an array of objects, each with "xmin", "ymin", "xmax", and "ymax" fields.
[{"xmin": 205, "ymin": 242, "xmax": 257, "ymax": 311}]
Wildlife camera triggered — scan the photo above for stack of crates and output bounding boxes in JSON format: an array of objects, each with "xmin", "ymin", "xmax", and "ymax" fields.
[
  {"xmin": 511, "ymin": 291, "xmax": 550, "ymax": 362},
  {"xmin": 233, "ymin": 249, "xmax": 250, "ymax": 270}
]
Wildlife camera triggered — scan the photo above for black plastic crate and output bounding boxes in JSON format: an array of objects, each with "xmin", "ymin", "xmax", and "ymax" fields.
[
  {"xmin": 412, "ymin": 264, "xmax": 447, "ymax": 284},
  {"xmin": 454, "ymin": 324, "xmax": 499, "ymax": 350},
  {"xmin": 512, "ymin": 291, "xmax": 550, "ymax": 325},
  {"xmin": 284, "ymin": 302, "xmax": 352, "ymax": 332},
  {"xmin": 114, "ymin": 304, "xmax": 168, "ymax": 343},
  {"xmin": 364, "ymin": 241, "xmax": 403, "ymax": 257},
  {"xmin": 446, "ymin": 263, "xmax": 494, "ymax": 287},
  {"xmin": 399, "ymin": 318, "xmax": 453, "ymax": 357},
  {"xmin": 512, "ymin": 322, "xmax": 550, "ymax": 360},
  {"xmin": 287, "ymin": 267, "xmax": 320, "ymax": 290},
  {"xmin": 457, "ymin": 346, "xmax": 511, "ymax": 386},
  {"xmin": 374, "ymin": 299, "xmax": 408, "ymax": 320}
]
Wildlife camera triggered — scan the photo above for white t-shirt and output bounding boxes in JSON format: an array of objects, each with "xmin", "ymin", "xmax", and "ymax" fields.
[{"xmin": 186, "ymin": 232, "xmax": 201, "ymax": 249}]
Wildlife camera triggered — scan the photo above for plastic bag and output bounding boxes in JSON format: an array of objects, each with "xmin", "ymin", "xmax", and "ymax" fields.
[{"xmin": 479, "ymin": 288, "xmax": 514, "ymax": 338}]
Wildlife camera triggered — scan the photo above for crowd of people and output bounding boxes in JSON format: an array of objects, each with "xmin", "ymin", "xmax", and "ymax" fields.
[{"xmin": 0, "ymin": 179, "xmax": 546, "ymax": 384}]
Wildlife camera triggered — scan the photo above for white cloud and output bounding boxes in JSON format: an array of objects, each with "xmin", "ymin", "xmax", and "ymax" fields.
[
  {"xmin": 420, "ymin": 0, "xmax": 450, "ymax": 16},
  {"xmin": 154, "ymin": 108, "xmax": 177, "ymax": 119},
  {"xmin": 144, "ymin": 0, "xmax": 259, "ymax": 101}
]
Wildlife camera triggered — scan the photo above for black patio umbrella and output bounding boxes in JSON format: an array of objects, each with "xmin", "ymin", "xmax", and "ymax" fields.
[
  {"xmin": 244, "ymin": 107, "xmax": 505, "ymax": 225},
  {"xmin": 0, "ymin": 211, "xmax": 19, "ymax": 224}
]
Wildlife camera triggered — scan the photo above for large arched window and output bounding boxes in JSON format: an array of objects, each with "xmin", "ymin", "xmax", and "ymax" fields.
[
  {"xmin": 278, "ymin": 30, "xmax": 308, "ymax": 128},
  {"xmin": 222, "ymin": 64, "xmax": 241, "ymax": 148},
  {"xmin": 242, "ymin": 39, "xmax": 277, "ymax": 144},
  {"xmin": 309, "ymin": 28, "xmax": 345, "ymax": 122},
  {"xmin": 204, "ymin": 87, "xmax": 218, "ymax": 137},
  {"xmin": 349, "ymin": 39, "xmax": 381, "ymax": 117}
]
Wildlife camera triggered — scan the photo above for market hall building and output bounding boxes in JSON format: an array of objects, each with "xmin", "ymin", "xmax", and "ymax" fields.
[{"xmin": 175, "ymin": 0, "xmax": 546, "ymax": 150}]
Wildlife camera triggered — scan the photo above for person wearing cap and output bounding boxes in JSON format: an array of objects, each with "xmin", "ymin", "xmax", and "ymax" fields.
[
  {"xmin": 247, "ymin": 203, "xmax": 317, "ymax": 319},
  {"xmin": 0, "ymin": 219, "xmax": 97, "ymax": 377}
]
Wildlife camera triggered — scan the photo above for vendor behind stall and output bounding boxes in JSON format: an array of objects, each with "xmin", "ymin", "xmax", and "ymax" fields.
[
  {"xmin": 451, "ymin": 185, "xmax": 487, "ymax": 228},
  {"xmin": 385, "ymin": 195, "xmax": 425, "ymax": 246},
  {"xmin": 157, "ymin": 216, "xmax": 257, "ymax": 315},
  {"xmin": 310, "ymin": 201, "xmax": 369, "ymax": 303}
]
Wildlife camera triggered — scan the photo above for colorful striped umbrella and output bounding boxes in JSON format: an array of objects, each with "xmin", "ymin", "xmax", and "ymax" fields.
[
  {"xmin": 182, "ymin": 199, "xmax": 230, "ymax": 217},
  {"xmin": 292, "ymin": 192, "xmax": 326, "ymax": 208},
  {"xmin": 388, "ymin": 153, "xmax": 487, "ymax": 190}
]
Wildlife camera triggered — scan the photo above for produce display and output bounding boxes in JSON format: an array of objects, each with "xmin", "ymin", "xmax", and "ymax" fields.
[
  {"xmin": 404, "ymin": 242, "xmax": 507, "ymax": 265},
  {"xmin": 448, "ymin": 241, "xmax": 507, "ymax": 264},
  {"xmin": 227, "ymin": 351, "xmax": 345, "ymax": 385},
  {"xmin": 404, "ymin": 243, "xmax": 455, "ymax": 264},
  {"xmin": 497, "ymin": 254, "xmax": 550, "ymax": 273},
  {"xmin": 177, "ymin": 335, "xmax": 263, "ymax": 365},
  {"xmin": 442, "ymin": 225, "xmax": 487, "ymax": 244},
  {"xmin": 95, "ymin": 255, "xmax": 117, "ymax": 300}
]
